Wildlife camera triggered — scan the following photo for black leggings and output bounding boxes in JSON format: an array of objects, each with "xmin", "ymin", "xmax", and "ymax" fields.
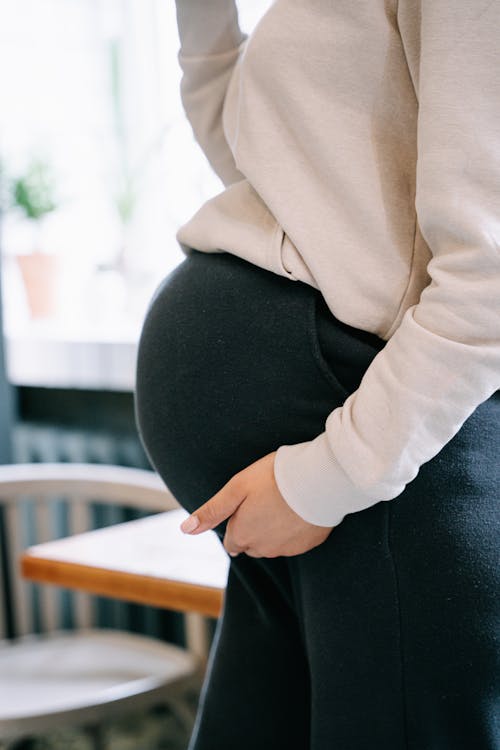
[{"xmin": 134, "ymin": 249, "xmax": 500, "ymax": 750}]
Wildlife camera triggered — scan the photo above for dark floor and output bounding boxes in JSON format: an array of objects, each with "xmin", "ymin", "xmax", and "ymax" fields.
[{"xmin": 1, "ymin": 689, "xmax": 201, "ymax": 750}]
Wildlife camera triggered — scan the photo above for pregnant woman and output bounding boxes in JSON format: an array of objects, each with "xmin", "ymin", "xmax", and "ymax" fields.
[{"xmin": 134, "ymin": 2, "xmax": 500, "ymax": 748}]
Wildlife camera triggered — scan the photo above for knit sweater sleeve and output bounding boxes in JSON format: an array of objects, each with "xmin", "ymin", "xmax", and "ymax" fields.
[
  {"xmin": 175, "ymin": 0, "xmax": 248, "ymax": 188},
  {"xmin": 273, "ymin": 0, "xmax": 500, "ymax": 527}
]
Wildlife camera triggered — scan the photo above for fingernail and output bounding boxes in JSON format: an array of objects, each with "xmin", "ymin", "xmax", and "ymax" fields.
[{"xmin": 181, "ymin": 515, "xmax": 200, "ymax": 533}]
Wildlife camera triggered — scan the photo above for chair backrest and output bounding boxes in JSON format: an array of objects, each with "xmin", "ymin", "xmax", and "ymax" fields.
[{"xmin": 0, "ymin": 462, "xmax": 179, "ymax": 640}]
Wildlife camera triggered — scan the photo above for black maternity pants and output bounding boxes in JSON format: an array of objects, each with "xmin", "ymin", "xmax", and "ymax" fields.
[{"xmin": 134, "ymin": 248, "xmax": 500, "ymax": 750}]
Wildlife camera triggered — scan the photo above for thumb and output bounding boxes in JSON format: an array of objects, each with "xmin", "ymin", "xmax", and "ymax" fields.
[{"xmin": 180, "ymin": 477, "xmax": 246, "ymax": 534}]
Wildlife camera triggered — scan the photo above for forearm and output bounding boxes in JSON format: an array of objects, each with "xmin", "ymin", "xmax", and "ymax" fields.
[{"xmin": 175, "ymin": 0, "xmax": 246, "ymax": 57}]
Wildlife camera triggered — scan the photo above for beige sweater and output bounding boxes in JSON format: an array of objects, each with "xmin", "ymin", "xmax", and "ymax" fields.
[{"xmin": 174, "ymin": 0, "xmax": 500, "ymax": 527}]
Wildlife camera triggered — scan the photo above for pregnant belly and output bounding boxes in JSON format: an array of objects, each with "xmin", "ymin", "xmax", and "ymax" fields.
[{"xmin": 133, "ymin": 248, "xmax": 322, "ymax": 514}]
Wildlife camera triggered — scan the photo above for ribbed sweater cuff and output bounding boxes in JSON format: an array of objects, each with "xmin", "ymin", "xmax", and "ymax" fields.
[
  {"xmin": 273, "ymin": 432, "xmax": 375, "ymax": 528},
  {"xmin": 175, "ymin": 0, "xmax": 247, "ymax": 57}
]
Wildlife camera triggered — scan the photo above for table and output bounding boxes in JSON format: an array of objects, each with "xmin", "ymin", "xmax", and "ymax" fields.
[{"xmin": 21, "ymin": 509, "xmax": 230, "ymax": 660}]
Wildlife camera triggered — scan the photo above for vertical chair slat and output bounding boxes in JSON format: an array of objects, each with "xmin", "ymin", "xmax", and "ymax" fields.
[
  {"xmin": 69, "ymin": 495, "xmax": 93, "ymax": 629},
  {"xmin": 0, "ymin": 575, "xmax": 4, "ymax": 642},
  {"xmin": 5, "ymin": 498, "xmax": 32, "ymax": 637},
  {"xmin": 101, "ymin": 503, "xmax": 127, "ymax": 631},
  {"xmin": 184, "ymin": 612, "xmax": 210, "ymax": 669},
  {"xmin": 0, "ymin": 507, "xmax": 5, "ymax": 641},
  {"xmin": 35, "ymin": 497, "xmax": 59, "ymax": 634}
]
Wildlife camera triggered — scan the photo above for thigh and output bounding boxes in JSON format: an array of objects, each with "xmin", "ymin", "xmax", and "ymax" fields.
[
  {"xmin": 292, "ymin": 390, "xmax": 500, "ymax": 750},
  {"xmin": 187, "ymin": 557, "xmax": 311, "ymax": 750},
  {"xmin": 389, "ymin": 390, "xmax": 500, "ymax": 750},
  {"xmin": 289, "ymin": 501, "xmax": 407, "ymax": 749}
]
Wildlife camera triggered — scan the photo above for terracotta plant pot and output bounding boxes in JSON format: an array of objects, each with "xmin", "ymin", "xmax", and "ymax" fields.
[{"xmin": 16, "ymin": 251, "xmax": 61, "ymax": 319}]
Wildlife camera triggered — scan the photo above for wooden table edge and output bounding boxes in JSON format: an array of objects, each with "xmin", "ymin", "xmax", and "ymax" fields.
[{"xmin": 21, "ymin": 553, "xmax": 224, "ymax": 619}]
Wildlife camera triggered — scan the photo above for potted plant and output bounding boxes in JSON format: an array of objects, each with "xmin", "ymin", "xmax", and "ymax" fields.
[{"xmin": 10, "ymin": 156, "xmax": 60, "ymax": 319}]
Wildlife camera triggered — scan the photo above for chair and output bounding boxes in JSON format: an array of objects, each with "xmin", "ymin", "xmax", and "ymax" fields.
[{"xmin": 0, "ymin": 462, "xmax": 207, "ymax": 749}]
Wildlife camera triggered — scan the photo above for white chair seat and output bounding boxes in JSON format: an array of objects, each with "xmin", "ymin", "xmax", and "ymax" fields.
[
  {"xmin": 0, "ymin": 463, "xmax": 206, "ymax": 744},
  {"xmin": 0, "ymin": 628, "xmax": 197, "ymax": 738}
]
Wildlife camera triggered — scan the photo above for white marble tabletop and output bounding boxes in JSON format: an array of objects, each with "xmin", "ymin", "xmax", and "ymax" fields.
[{"xmin": 25, "ymin": 508, "xmax": 230, "ymax": 591}]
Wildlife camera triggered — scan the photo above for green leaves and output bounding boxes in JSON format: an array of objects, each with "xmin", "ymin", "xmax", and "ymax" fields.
[{"xmin": 11, "ymin": 157, "xmax": 57, "ymax": 221}]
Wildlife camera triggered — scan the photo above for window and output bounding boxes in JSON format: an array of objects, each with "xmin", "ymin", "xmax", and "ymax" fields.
[{"xmin": 0, "ymin": 0, "xmax": 271, "ymax": 388}]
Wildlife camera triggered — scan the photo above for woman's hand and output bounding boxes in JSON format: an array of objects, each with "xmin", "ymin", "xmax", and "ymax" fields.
[{"xmin": 179, "ymin": 451, "xmax": 334, "ymax": 558}]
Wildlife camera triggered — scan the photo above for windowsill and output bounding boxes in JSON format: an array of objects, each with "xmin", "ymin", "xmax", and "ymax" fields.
[
  {"xmin": 5, "ymin": 317, "xmax": 141, "ymax": 391},
  {"xmin": 1, "ymin": 251, "xmax": 176, "ymax": 392}
]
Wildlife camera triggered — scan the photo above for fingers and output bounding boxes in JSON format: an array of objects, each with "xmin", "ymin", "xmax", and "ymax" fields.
[
  {"xmin": 223, "ymin": 532, "xmax": 246, "ymax": 558},
  {"xmin": 226, "ymin": 547, "xmax": 263, "ymax": 559},
  {"xmin": 243, "ymin": 548, "xmax": 263, "ymax": 558},
  {"xmin": 224, "ymin": 518, "xmax": 263, "ymax": 558},
  {"xmin": 180, "ymin": 474, "xmax": 246, "ymax": 534},
  {"xmin": 222, "ymin": 513, "xmax": 247, "ymax": 557}
]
